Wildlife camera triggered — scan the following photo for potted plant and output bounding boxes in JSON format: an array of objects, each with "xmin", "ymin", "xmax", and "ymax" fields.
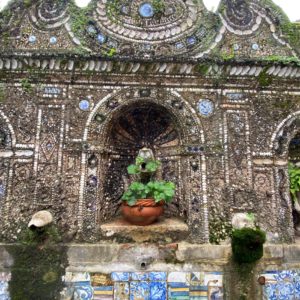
[{"xmin": 121, "ymin": 148, "xmax": 176, "ymax": 226}]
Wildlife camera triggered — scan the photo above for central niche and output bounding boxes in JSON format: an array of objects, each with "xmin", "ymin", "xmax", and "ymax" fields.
[
  {"xmin": 107, "ymin": 102, "xmax": 180, "ymax": 150},
  {"xmin": 100, "ymin": 101, "xmax": 187, "ymax": 221}
]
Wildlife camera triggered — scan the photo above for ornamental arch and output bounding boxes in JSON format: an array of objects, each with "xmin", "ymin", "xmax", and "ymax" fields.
[
  {"xmin": 78, "ymin": 89, "xmax": 209, "ymax": 242},
  {"xmin": 271, "ymin": 112, "xmax": 300, "ymax": 242}
]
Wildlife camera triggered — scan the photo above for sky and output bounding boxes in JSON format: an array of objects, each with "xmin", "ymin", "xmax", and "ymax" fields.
[{"xmin": 0, "ymin": 0, "xmax": 299, "ymax": 22}]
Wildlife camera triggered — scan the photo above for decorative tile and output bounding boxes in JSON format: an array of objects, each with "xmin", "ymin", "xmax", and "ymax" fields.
[
  {"xmin": 114, "ymin": 282, "xmax": 129, "ymax": 300},
  {"xmin": 73, "ymin": 284, "xmax": 94, "ymax": 300},
  {"xmin": 149, "ymin": 281, "xmax": 167, "ymax": 300},
  {"xmin": 168, "ymin": 282, "xmax": 189, "ymax": 299},
  {"xmin": 260, "ymin": 270, "xmax": 300, "ymax": 300},
  {"xmin": 111, "ymin": 272, "xmax": 130, "ymax": 282},
  {"xmin": 168, "ymin": 272, "xmax": 191, "ymax": 285},
  {"xmin": 130, "ymin": 281, "xmax": 150, "ymax": 300},
  {"xmin": 204, "ymin": 272, "xmax": 223, "ymax": 287},
  {"xmin": 131, "ymin": 272, "xmax": 148, "ymax": 281},
  {"xmin": 208, "ymin": 286, "xmax": 223, "ymax": 300},
  {"xmin": 64, "ymin": 272, "xmax": 91, "ymax": 283},
  {"xmin": 190, "ymin": 272, "xmax": 205, "ymax": 286},
  {"xmin": 190, "ymin": 285, "xmax": 208, "ymax": 299},
  {"xmin": 91, "ymin": 273, "xmax": 113, "ymax": 286},
  {"xmin": 149, "ymin": 272, "xmax": 167, "ymax": 281},
  {"xmin": 0, "ymin": 282, "xmax": 10, "ymax": 300},
  {"xmin": 93, "ymin": 286, "xmax": 113, "ymax": 300}
]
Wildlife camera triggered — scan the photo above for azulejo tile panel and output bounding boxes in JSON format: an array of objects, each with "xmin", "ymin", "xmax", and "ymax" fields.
[
  {"xmin": 0, "ymin": 273, "xmax": 11, "ymax": 300},
  {"xmin": 260, "ymin": 270, "xmax": 300, "ymax": 300},
  {"xmin": 60, "ymin": 271, "xmax": 224, "ymax": 300}
]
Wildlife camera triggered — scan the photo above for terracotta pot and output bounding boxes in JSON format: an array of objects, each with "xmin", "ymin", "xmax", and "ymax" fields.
[{"xmin": 122, "ymin": 199, "xmax": 164, "ymax": 226}]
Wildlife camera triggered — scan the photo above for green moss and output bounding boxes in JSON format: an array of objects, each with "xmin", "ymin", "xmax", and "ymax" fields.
[
  {"xmin": 281, "ymin": 23, "xmax": 300, "ymax": 52},
  {"xmin": 257, "ymin": 68, "xmax": 273, "ymax": 87},
  {"xmin": 153, "ymin": 0, "xmax": 165, "ymax": 14},
  {"xmin": 68, "ymin": 0, "xmax": 94, "ymax": 45},
  {"xmin": 231, "ymin": 227, "xmax": 266, "ymax": 264},
  {"xmin": 106, "ymin": 0, "xmax": 122, "ymax": 19},
  {"xmin": 20, "ymin": 78, "xmax": 33, "ymax": 93},
  {"xmin": 7, "ymin": 225, "xmax": 68, "ymax": 300},
  {"xmin": 196, "ymin": 64, "xmax": 210, "ymax": 75}
]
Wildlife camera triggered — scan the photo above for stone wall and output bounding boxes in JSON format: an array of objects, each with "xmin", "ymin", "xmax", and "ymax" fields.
[{"xmin": 0, "ymin": 69, "xmax": 299, "ymax": 243}]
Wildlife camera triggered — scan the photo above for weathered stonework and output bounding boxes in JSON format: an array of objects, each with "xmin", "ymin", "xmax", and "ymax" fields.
[{"xmin": 0, "ymin": 0, "xmax": 299, "ymax": 246}]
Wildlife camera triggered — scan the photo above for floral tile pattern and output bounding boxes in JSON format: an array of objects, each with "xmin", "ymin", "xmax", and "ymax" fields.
[
  {"xmin": 0, "ymin": 273, "xmax": 11, "ymax": 300},
  {"xmin": 62, "ymin": 271, "xmax": 223, "ymax": 300},
  {"xmin": 114, "ymin": 282, "xmax": 129, "ymax": 300},
  {"xmin": 260, "ymin": 270, "xmax": 300, "ymax": 300},
  {"xmin": 130, "ymin": 281, "xmax": 150, "ymax": 300},
  {"xmin": 150, "ymin": 282, "xmax": 167, "ymax": 300}
]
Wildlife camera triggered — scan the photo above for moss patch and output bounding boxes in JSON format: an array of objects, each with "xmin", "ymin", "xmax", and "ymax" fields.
[
  {"xmin": 231, "ymin": 227, "xmax": 266, "ymax": 264},
  {"xmin": 7, "ymin": 225, "xmax": 68, "ymax": 300},
  {"xmin": 257, "ymin": 68, "xmax": 273, "ymax": 87}
]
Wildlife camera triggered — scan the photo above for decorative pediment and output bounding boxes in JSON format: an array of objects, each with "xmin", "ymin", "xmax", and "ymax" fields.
[{"xmin": 0, "ymin": 0, "xmax": 299, "ymax": 61}]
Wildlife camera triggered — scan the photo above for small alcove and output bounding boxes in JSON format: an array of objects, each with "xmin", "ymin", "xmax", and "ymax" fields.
[{"xmin": 98, "ymin": 101, "xmax": 189, "ymax": 241}]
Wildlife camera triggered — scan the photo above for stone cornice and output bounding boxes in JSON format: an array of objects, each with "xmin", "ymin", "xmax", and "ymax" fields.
[{"xmin": 0, "ymin": 54, "xmax": 300, "ymax": 79}]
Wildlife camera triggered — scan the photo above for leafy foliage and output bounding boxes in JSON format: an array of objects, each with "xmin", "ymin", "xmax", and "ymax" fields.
[
  {"xmin": 122, "ymin": 181, "xmax": 175, "ymax": 206},
  {"xmin": 231, "ymin": 227, "xmax": 266, "ymax": 263},
  {"xmin": 122, "ymin": 155, "xmax": 175, "ymax": 206},
  {"xmin": 288, "ymin": 162, "xmax": 300, "ymax": 202},
  {"xmin": 127, "ymin": 156, "xmax": 161, "ymax": 175}
]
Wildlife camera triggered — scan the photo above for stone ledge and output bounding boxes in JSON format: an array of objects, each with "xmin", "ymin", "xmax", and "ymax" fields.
[
  {"xmin": 3, "ymin": 243, "xmax": 300, "ymax": 273},
  {"xmin": 100, "ymin": 217, "xmax": 189, "ymax": 243}
]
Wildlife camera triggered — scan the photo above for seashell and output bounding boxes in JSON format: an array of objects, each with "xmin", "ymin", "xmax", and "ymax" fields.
[{"xmin": 28, "ymin": 210, "xmax": 53, "ymax": 228}]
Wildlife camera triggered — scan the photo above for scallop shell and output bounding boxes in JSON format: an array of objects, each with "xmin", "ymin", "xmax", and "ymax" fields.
[{"xmin": 28, "ymin": 210, "xmax": 53, "ymax": 228}]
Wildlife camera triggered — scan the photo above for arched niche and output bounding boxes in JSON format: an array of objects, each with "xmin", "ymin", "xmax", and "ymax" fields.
[
  {"xmin": 79, "ymin": 89, "xmax": 209, "ymax": 242},
  {"xmin": 271, "ymin": 113, "xmax": 300, "ymax": 242}
]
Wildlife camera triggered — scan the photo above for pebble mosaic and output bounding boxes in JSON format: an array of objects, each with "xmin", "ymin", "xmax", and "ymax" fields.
[{"xmin": 62, "ymin": 271, "xmax": 223, "ymax": 300}]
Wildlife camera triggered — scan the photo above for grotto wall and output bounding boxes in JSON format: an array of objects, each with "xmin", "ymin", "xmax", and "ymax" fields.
[{"xmin": 0, "ymin": 0, "xmax": 299, "ymax": 245}]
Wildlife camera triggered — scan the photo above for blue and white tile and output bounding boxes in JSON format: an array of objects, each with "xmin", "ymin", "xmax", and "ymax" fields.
[
  {"xmin": 149, "ymin": 281, "xmax": 167, "ymax": 300},
  {"xmin": 168, "ymin": 282, "xmax": 190, "ymax": 300},
  {"xmin": 208, "ymin": 286, "xmax": 223, "ymax": 300},
  {"xmin": 73, "ymin": 284, "xmax": 94, "ymax": 300},
  {"xmin": 168, "ymin": 272, "xmax": 190, "ymax": 285},
  {"xmin": 131, "ymin": 272, "xmax": 148, "ymax": 281},
  {"xmin": 114, "ymin": 282, "xmax": 129, "ymax": 300},
  {"xmin": 64, "ymin": 272, "xmax": 91, "ymax": 283},
  {"xmin": 111, "ymin": 272, "xmax": 130, "ymax": 282},
  {"xmin": 0, "ymin": 282, "xmax": 10, "ymax": 300},
  {"xmin": 149, "ymin": 272, "xmax": 167, "ymax": 281},
  {"xmin": 190, "ymin": 272, "xmax": 204, "ymax": 286},
  {"xmin": 0, "ymin": 273, "xmax": 11, "ymax": 300},
  {"xmin": 204, "ymin": 273, "xmax": 223, "ymax": 287},
  {"xmin": 130, "ymin": 281, "xmax": 150, "ymax": 300}
]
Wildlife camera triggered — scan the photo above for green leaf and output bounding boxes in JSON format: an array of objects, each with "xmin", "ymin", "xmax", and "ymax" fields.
[
  {"xmin": 135, "ymin": 156, "xmax": 145, "ymax": 165},
  {"xmin": 127, "ymin": 198, "xmax": 137, "ymax": 206},
  {"xmin": 127, "ymin": 165, "xmax": 139, "ymax": 175},
  {"xmin": 145, "ymin": 161, "xmax": 159, "ymax": 172}
]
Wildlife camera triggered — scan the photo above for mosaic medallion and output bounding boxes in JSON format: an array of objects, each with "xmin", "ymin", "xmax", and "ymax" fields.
[
  {"xmin": 139, "ymin": 3, "xmax": 154, "ymax": 18},
  {"xmin": 79, "ymin": 100, "xmax": 90, "ymax": 111},
  {"xmin": 198, "ymin": 99, "xmax": 214, "ymax": 117}
]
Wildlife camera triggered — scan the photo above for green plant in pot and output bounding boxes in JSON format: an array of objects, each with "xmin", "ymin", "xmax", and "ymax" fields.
[{"xmin": 121, "ymin": 147, "xmax": 176, "ymax": 226}]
